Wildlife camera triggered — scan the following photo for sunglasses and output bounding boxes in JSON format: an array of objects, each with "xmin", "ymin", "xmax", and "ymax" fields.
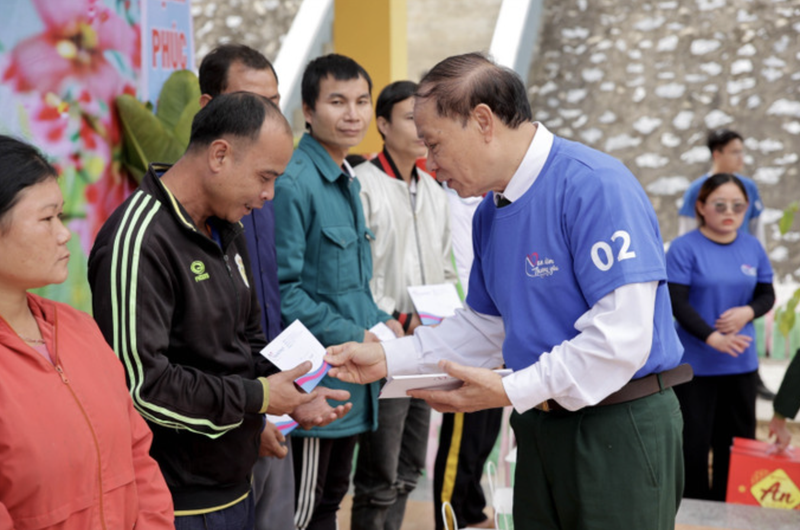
[{"xmin": 710, "ymin": 201, "xmax": 747, "ymax": 214}]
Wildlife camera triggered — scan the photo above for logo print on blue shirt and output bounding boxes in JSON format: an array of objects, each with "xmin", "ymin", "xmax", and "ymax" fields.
[
  {"xmin": 525, "ymin": 252, "xmax": 560, "ymax": 278},
  {"xmin": 741, "ymin": 264, "xmax": 757, "ymax": 277}
]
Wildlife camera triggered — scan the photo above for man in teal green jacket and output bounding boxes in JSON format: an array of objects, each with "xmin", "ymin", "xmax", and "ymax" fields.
[{"xmin": 272, "ymin": 54, "xmax": 402, "ymax": 530}]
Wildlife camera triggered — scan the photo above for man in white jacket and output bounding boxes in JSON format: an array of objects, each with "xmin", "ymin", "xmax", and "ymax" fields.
[{"xmin": 352, "ymin": 80, "xmax": 457, "ymax": 530}]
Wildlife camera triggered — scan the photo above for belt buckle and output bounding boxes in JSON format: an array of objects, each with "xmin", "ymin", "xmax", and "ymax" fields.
[{"xmin": 538, "ymin": 400, "xmax": 550, "ymax": 412}]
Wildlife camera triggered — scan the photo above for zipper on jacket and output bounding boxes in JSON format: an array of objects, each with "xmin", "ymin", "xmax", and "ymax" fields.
[
  {"xmin": 222, "ymin": 254, "xmax": 241, "ymax": 320},
  {"xmin": 408, "ymin": 187, "xmax": 426, "ymax": 285},
  {"xmin": 192, "ymin": 222, "xmax": 252, "ymax": 373},
  {"xmin": 222, "ymin": 252, "xmax": 252, "ymax": 371},
  {"xmin": 53, "ymin": 321, "xmax": 109, "ymax": 530}
]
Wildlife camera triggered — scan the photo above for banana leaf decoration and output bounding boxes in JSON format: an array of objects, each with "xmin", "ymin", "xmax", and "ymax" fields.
[
  {"xmin": 776, "ymin": 201, "xmax": 799, "ymax": 340},
  {"xmin": 116, "ymin": 69, "xmax": 201, "ymax": 182}
]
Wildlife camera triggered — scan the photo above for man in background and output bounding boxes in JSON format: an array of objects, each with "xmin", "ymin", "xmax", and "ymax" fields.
[
  {"xmin": 678, "ymin": 129, "xmax": 765, "ymax": 244},
  {"xmin": 435, "ymin": 181, "xmax": 502, "ymax": 530},
  {"xmin": 272, "ymin": 54, "xmax": 402, "ymax": 530},
  {"xmin": 352, "ymin": 80, "xmax": 457, "ymax": 530}
]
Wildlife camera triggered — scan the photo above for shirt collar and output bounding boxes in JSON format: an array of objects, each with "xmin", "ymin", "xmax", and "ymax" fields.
[
  {"xmin": 494, "ymin": 122, "xmax": 554, "ymax": 206},
  {"xmin": 298, "ymin": 133, "xmax": 352, "ymax": 183},
  {"xmin": 342, "ymin": 157, "xmax": 355, "ymax": 180}
]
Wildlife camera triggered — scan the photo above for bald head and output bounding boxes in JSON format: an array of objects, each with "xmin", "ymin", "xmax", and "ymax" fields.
[{"xmin": 417, "ymin": 53, "xmax": 532, "ymax": 129}]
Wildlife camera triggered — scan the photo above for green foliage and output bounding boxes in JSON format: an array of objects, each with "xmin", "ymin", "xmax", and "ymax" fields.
[
  {"xmin": 776, "ymin": 201, "xmax": 800, "ymax": 340},
  {"xmin": 779, "ymin": 201, "xmax": 798, "ymax": 236},
  {"xmin": 777, "ymin": 291, "xmax": 800, "ymax": 339},
  {"xmin": 116, "ymin": 70, "xmax": 201, "ymax": 182}
]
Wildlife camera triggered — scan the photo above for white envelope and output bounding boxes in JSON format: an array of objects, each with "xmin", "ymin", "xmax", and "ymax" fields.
[
  {"xmin": 407, "ymin": 283, "xmax": 463, "ymax": 325},
  {"xmin": 379, "ymin": 369, "xmax": 512, "ymax": 399},
  {"xmin": 259, "ymin": 320, "xmax": 329, "ymax": 393}
]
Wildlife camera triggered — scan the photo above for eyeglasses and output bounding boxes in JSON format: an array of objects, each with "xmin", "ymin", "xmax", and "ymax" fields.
[{"xmin": 710, "ymin": 201, "xmax": 747, "ymax": 214}]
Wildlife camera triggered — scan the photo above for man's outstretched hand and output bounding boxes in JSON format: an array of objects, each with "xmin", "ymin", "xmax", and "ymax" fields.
[
  {"xmin": 409, "ymin": 360, "xmax": 512, "ymax": 413},
  {"xmin": 325, "ymin": 342, "xmax": 388, "ymax": 384},
  {"xmin": 291, "ymin": 387, "xmax": 352, "ymax": 430}
]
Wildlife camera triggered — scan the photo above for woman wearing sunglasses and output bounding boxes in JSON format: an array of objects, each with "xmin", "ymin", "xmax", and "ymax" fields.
[
  {"xmin": 0, "ymin": 136, "xmax": 173, "ymax": 528},
  {"xmin": 666, "ymin": 173, "xmax": 775, "ymax": 501}
]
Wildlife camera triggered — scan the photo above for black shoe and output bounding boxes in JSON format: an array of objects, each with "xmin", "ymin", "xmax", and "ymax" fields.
[{"xmin": 756, "ymin": 380, "xmax": 776, "ymax": 401}]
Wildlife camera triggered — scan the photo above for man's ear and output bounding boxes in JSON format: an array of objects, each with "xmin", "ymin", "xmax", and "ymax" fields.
[
  {"xmin": 199, "ymin": 93, "xmax": 213, "ymax": 108},
  {"xmin": 302, "ymin": 102, "xmax": 314, "ymax": 128},
  {"xmin": 472, "ymin": 103, "xmax": 494, "ymax": 142},
  {"xmin": 376, "ymin": 116, "xmax": 390, "ymax": 138},
  {"xmin": 207, "ymin": 139, "xmax": 231, "ymax": 173}
]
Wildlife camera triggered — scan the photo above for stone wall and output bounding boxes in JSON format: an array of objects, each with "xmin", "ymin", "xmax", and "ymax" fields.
[
  {"xmin": 192, "ymin": 0, "xmax": 503, "ymax": 78},
  {"xmin": 527, "ymin": 0, "xmax": 800, "ymax": 281},
  {"xmin": 407, "ymin": 0, "xmax": 503, "ymax": 81},
  {"xmin": 191, "ymin": 0, "xmax": 301, "ymax": 65}
]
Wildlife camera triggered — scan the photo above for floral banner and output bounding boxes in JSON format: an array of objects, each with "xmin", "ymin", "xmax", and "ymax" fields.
[{"xmin": 0, "ymin": 0, "xmax": 192, "ymax": 312}]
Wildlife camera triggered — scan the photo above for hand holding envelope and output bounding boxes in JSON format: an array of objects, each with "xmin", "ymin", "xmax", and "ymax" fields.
[
  {"xmin": 406, "ymin": 360, "xmax": 514, "ymax": 413},
  {"xmin": 260, "ymin": 320, "xmax": 331, "ymax": 393},
  {"xmin": 378, "ymin": 367, "xmax": 512, "ymax": 399},
  {"xmin": 261, "ymin": 320, "xmax": 353, "ymax": 434},
  {"xmin": 325, "ymin": 342, "xmax": 514, "ymax": 413}
]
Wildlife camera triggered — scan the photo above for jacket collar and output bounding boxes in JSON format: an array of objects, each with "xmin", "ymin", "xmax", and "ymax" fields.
[
  {"xmin": 297, "ymin": 133, "xmax": 351, "ymax": 184},
  {"xmin": 0, "ymin": 293, "xmax": 55, "ymax": 355},
  {"xmin": 141, "ymin": 163, "xmax": 244, "ymax": 248},
  {"xmin": 372, "ymin": 147, "xmax": 419, "ymax": 183}
]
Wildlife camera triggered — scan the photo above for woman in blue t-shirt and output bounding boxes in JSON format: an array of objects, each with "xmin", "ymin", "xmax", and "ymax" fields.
[{"xmin": 667, "ymin": 173, "xmax": 775, "ymax": 501}]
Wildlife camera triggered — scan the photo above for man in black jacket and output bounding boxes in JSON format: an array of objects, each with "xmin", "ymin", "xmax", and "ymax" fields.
[
  {"xmin": 197, "ymin": 42, "xmax": 294, "ymax": 530},
  {"xmin": 89, "ymin": 92, "xmax": 349, "ymax": 529}
]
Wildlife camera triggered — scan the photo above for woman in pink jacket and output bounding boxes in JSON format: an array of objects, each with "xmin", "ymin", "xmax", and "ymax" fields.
[{"xmin": 0, "ymin": 135, "xmax": 173, "ymax": 529}]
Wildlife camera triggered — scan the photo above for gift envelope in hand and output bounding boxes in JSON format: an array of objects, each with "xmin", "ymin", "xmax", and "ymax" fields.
[
  {"xmin": 266, "ymin": 414, "xmax": 299, "ymax": 436},
  {"xmin": 407, "ymin": 283, "xmax": 463, "ymax": 326},
  {"xmin": 259, "ymin": 320, "xmax": 329, "ymax": 393}
]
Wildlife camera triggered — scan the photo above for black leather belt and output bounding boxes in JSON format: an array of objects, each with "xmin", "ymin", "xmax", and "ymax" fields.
[{"xmin": 535, "ymin": 363, "xmax": 694, "ymax": 412}]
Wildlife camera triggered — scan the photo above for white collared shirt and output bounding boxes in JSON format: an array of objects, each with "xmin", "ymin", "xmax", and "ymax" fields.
[{"xmin": 494, "ymin": 122, "xmax": 554, "ymax": 206}]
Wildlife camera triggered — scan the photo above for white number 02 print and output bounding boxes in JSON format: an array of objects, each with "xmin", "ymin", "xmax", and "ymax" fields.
[{"xmin": 590, "ymin": 230, "xmax": 637, "ymax": 272}]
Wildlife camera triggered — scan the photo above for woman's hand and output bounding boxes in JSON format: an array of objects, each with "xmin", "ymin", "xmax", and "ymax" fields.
[
  {"xmin": 715, "ymin": 306, "xmax": 754, "ymax": 335},
  {"xmin": 706, "ymin": 331, "xmax": 752, "ymax": 357}
]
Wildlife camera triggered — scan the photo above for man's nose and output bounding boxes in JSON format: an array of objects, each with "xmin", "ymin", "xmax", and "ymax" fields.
[{"xmin": 426, "ymin": 152, "xmax": 438, "ymax": 173}]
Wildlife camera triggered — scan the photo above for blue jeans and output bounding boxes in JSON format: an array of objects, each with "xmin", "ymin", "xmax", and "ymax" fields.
[
  {"xmin": 351, "ymin": 397, "xmax": 431, "ymax": 530},
  {"xmin": 175, "ymin": 493, "xmax": 255, "ymax": 530}
]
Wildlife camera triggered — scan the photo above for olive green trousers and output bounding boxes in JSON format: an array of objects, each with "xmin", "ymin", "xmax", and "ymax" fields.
[{"xmin": 510, "ymin": 389, "xmax": 684, "ymax": 530}]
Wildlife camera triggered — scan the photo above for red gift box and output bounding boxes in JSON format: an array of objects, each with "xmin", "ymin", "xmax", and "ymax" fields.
[{"xmin": 726, "ymin": 437, "xmax": 800, "ymax": 510}]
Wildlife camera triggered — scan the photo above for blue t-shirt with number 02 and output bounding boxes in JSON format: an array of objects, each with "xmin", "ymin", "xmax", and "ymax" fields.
[{"xmin": 466, "ymin": 136, "xmax": 683, "ymax": 378}]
